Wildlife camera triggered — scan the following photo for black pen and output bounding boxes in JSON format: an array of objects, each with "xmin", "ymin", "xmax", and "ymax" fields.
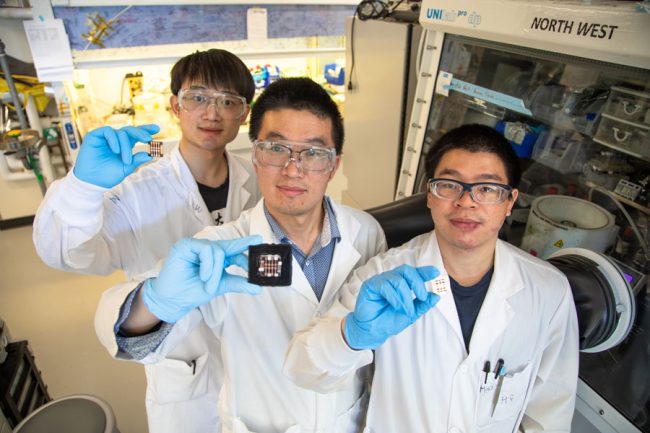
[
  {"xmin": 493, "ymin": 358, "xmax": 504, "ymax": 379},
  {"xmin": 482, "ymin": 361, "xmax": 491, "ymax": 384},
  {"xmin": 187, "ymin": 359, "xmax": 197, "ymax": 375}
]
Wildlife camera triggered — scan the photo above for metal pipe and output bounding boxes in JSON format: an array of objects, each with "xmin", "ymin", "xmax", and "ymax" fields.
[
  {"xmin": 0, "ymin": 8, "xmax": 33, "ymax": 20},
  {"xmin": 26, "ymin": 94, "xmax": 52, "ymax": 187},
  {"xmin": 0, "ymin": 38, "xmax": 29, "ymax": 130}
]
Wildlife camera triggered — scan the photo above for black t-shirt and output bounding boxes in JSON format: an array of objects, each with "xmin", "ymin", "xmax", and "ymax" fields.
[
  {"xmin": 450, "ymin": 267, "xmax": 494, "ymax": 351},
  {"xmin": 197, "ymin": 177, "xmax": 229, "ymax": 226}
]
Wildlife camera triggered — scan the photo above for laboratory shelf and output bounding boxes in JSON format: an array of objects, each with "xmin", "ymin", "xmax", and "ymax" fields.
[{"xmin": 73, "ymin": 45, "xmax": 345, "ymax": 69}]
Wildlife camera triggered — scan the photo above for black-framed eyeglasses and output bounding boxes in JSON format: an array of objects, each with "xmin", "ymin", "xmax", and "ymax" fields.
[
  {"xmin": 252, "ymin": 140, "xmax": 337, "ymax": 172},
  {"xmin": 177, "ymin": 89, "xmax": 247, "ymax": 119},
  {"xmin": 428, "ymin": 178, "xmax": 513, "ymax": 204}
]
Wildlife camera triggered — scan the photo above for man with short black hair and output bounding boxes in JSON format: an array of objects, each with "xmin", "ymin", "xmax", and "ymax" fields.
[
  {"xmin": 95, "ymin": 78, "xmax": 387, "ymax": 433},
  {"xmin": 33, "ymin": 49, "xmax": 260, "ymax": 433},
  {"xmin": 286, "ymin": 124, "xmax": 579, "ymax": 433}
]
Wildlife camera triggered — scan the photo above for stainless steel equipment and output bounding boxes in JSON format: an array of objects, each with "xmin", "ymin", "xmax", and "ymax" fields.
[{"xmin": 387, "ymin": 1, "xmax": 650, "ymax": 431}]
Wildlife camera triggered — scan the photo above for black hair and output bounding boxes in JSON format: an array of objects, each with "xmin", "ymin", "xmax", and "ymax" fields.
[
  {"xmin": 170, "ymin": 49, "xmax": 255, "ymax": 103},
  {"xmin": 424, "ymin": 124, "xmax": 521, "ymax": 187},
  {"xmin": 248, "ymin": 77, "xmax": 344, "ymax": 154}
]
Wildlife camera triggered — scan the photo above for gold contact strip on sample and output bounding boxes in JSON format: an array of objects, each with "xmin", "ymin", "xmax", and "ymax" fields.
[{"xmin": 148, "ymin": 140, "xmax": 163, "ymax": 158}]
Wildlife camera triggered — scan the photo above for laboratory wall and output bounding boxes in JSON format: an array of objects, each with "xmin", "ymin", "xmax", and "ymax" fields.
[{"xmin": 0, "ymin": 3, "xmax": 352, "ymax": 225}]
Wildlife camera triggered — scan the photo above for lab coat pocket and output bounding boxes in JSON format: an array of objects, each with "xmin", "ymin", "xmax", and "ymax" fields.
[
  {"xmin": 148, "ymin": 352, "xmax": 210, "ymax": 404},
  {"xmin": 475, "ymin": 361, "xmax": 533, "ymax": 428},
  {"xmin": 228, "ymin": 418, "xmax": 299, "ymax": 433}
]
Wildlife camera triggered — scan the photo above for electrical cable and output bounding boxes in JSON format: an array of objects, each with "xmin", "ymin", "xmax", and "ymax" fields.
[
  {"xmin": 348, "ymin": 1, "xmax": 406, "ymax": 91},
  {"xmin": 587, "ymin": 182, "xmax": 648, "ymax": 258}
]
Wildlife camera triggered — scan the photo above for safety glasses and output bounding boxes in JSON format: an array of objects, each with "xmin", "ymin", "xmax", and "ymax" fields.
[
  {"xmin": 253, "ymin": 140, "xmax": 337, "ymax": 172},
  {"xmin": 177, "ymin": 89, "xmax": 247, "ymax": 119},
  {"xmin": 428, "ymin": 178, "xmax": 513, "ymax": 204}
]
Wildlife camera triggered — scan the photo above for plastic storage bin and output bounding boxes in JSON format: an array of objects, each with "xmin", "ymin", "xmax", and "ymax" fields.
[
  {"xmin": 532, "ymin": 129, "xmax": 595, "ymax": 173},
  {"xmin": 604, "ymin": 86, "xmax": 650, "ymax": 125},
  {"xmin": 594, "ymin": 114, "xmax": 650, "ymax": 159},
  {"xmin": 495, "ymin": 121, "xmax": 543, "ymax": 158}
]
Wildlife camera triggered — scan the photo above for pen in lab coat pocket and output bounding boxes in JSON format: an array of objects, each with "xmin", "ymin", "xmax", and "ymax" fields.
[
  {"xmin": 187, "ymin": 359, "xmax": 196, "ymax": 375},
  {"xmin": 490, "ymin": 363, "xmax": 507, "ymax": 417}
]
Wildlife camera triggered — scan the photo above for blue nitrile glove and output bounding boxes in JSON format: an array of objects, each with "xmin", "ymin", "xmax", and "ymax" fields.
[
  {"xmin": 73, "ymin": 124, "xmax": 159, "ymax": 188},
  {"xmin": 141, "ymin": 235, "xmax": 263, "ymax": 323},
  {"xmin": 344, "ymin": 264, "xmax": 441, "ymax": 350}
]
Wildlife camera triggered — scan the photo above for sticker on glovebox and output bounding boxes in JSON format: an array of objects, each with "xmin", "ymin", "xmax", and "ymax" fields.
[{"xmin": 425, "ymin": 272, "xmax": 450, "ymax": 295}]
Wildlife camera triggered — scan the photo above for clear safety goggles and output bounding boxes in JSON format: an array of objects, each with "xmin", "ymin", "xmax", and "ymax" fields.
[
  {"xmin": 428, "ymin": 178, "xmax": 513, "ymax": 204},
  {"xmin": 253, "ymin": 140, "xmax": 337, "ymax": 173},
  {"xmin": 177, "ymin": 89, "xmax": 247, "ymax": 119}
]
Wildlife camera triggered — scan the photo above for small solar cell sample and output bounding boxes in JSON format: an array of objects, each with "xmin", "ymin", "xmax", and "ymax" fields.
[
  {"xmin": 426, "ymin": 273, "xmax": 450, "ymax": 295},
  {"xmin": 248, "ymin": 243, "xmax": 292, "ymax": 286},
  {"xmin": 148, "ymin": 140, "xmax": 163, "ymax": 158}
]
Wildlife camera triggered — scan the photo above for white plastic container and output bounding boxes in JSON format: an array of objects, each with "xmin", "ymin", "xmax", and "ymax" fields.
[
  {"xmin": 532, "ymin": 129, "xmax": 595, "ymax": 173},
  {"xmin": 520, "ymin": 195, "xmax": 618, "ymax": 259},
  {"xmin": 132, "ymin": 92, "xmax": 168, "ymax": 129},
  {"xmin": 604, "ymin": 86, "xmax": 650, "ymax": 125},
  {"xmin": 594, "ymin": 114, "xmax": 650, "ymax": 158}
]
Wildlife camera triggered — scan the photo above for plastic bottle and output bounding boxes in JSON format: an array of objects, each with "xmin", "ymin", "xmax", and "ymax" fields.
[{"xmin": 614, "ymin": 226, "xmax": 634, "ymax": 259}]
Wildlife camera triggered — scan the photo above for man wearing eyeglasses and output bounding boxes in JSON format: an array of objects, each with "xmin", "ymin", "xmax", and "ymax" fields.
[
  {"xmin": 285, "ymin": 124, "xmax": 579, "ymax": 433},
  {"xmin": 33, "ymin": 49, "xmax": 260, "ymax": 433},
  {"xmin": 95, "ymin": 77, "xmax": 387, "ymax": 432}
]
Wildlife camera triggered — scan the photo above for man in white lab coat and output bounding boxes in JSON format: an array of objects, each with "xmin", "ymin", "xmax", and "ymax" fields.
[
  {"xmin": 285, "ymin": 124, "xmax": 579, "ymax": 433},
  {"xmin": 95, "ymin": 77, "xmax": 387, "ymax": 433},
  {"xmin": 33, "ymin": 49, "xmax": 261, "ymax": 433}
]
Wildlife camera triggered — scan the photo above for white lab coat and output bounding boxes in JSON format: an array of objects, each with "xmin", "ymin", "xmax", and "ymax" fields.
[
  {"xmin": 285, "ymin": 231, "xmax": 579, "ymax": 433},
  {"xmin": 95, "ymin": 199, "xmax": 387, "ymax": 433},
  {"xmin": 34, "ymin": 147, "xmax": 260, "ymax": 433},
  {"xmin": 33, "ymin": 147, "xmax": 260, "ymax": 278}
]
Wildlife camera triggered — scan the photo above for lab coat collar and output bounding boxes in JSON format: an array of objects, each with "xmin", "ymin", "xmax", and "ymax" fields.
[
  {"xmin": 417, "ymin": 233, "xmax": 525, "ymax": 357},
  {"xmin": 467, "ymin": 240, "xmax": 525, "ymax": 356},
  {"xmin": 319, "ymin": 201, "xmax": 361, "ymax": 308},
  {"xmin": 223, "ymin": 151, "xmax": 253, "ymax": 222},
  {"xmin": 248, "ymin": 199, "xmax": 362, "ymax": 307},
  {"xmin": 416, "ymin": 232, "xmax": 464, "ymax": 344},
  {"xmin": 170, "ymin": 147, "xmax": 252, "ymax": 226}
]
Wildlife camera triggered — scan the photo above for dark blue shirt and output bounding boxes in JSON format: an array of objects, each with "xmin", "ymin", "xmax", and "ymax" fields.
[
  {"xmin": 450, "ymin": 267, "xmax": 494, "ymax": 351},
  {"xmin": 264, "ymin": 197, "xmax": 340, "ymax": 301}
]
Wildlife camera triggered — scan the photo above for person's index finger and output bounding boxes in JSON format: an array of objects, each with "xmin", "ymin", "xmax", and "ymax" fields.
[
  {"xmin": 137, "ymin": 123, "xmax": 161, "ymax": 135},
  {"xmin": 219, "ymin": 235, "xmax": 263, "ymax": 257},
  {"xmin": 416, "ymin": 265, "xmax": 440, "ymax": 282},
  {"xmin": 121, "ymin": 125, "xmax": 156, "ymax": 143},
  {"xmin": 101, "ymin": 126, "xmax": 120, "ymax": 154},
  {"xmin": 115, "ymin": 128, "xmax": 133, "ymax": 165}
]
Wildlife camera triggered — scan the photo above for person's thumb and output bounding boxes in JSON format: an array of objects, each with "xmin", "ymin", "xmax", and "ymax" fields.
[
  {"xmin": 414, "ymin": 292, "xmax": 440, "ymax": 318},
  {"xmin": 218, "ymin": 274, "xmax": 262, "ymax": 296}
]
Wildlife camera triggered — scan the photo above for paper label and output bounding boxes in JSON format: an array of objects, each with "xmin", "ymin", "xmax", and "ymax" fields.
[
  {"xmin": 247, "ymin": 8, "xmax": 268, "ymax": 50},
  {"xmin": 23, "ymin": 19, "xmax": 74, "ymax": 82}
]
